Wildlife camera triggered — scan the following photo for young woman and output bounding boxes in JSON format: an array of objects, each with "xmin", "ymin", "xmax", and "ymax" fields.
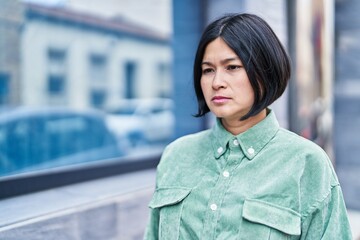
[{"xmin": 144, "ymin": 13, "xmax": 352, "ymax": 240}]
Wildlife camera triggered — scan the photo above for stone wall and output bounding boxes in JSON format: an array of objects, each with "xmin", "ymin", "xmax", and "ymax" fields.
[{"xmin": 0, "ymin": 170, "xmax": 156, "ymax": 240}]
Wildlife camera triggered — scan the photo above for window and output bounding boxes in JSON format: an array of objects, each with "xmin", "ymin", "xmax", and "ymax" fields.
[
  {"xmin": 0, "ymin": 0, "xmax": 172, "ymax": 198},
  {"xmin": 90, "ymin": 89, "xmax": 106, "ymax": 108},
  {"xmin": 48, "ymin": 75, "xmax": 65, "ymax": 94},
  {"xmin": 0, "ymin": 73, "xmax": 10, "ymax": 105},
  {"xmin": 125, "ymin": 61, "xmax": 136, "ymax": 99},
  {"xmin": 47, "ymin": 48, "xmax": 67, "ymax": 102},
  {"xmin": 89, "ymin": 54, "xmax": 107, "ymax": 108},
  {"xmin": 157, "ymin": 63, "xmax": 171, "ymax": 98},
  {"xmin": 48, "ymin": 48, "xmax": 66, "ymax": 64},
  {"xmin": 89, "ymin": 54, "xmax": 107, "ymax": 83}
]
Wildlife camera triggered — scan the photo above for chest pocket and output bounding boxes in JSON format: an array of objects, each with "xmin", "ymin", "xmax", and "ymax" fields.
[
  {"xmin": 240, "ymin": 199, "xmax": 301, "ymax": 240},
  {"xmin": 148, "ymin": 187, "xmax": 191, "ymax": 240}
]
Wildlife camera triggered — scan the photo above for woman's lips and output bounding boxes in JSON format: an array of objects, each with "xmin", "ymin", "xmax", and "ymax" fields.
[{"xmin": 212, "ymin": 96, "xmax": 231, "ymax": 104}]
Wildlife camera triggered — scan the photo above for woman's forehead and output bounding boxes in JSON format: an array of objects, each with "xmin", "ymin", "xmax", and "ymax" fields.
[{"xmin": 203, "ymin": 38, "xmax": 239, "ymax": 60}]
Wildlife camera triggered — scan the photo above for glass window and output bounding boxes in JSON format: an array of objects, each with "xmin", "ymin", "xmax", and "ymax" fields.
[
  {"xmin": 91, "ymin": 89, "xmax": 107, "ymax": 108},
  {"xmin": 48, "ymin": 48, "xmax": 66, "ymax": 64},
  {"xmin": 47, "ymin": 48, "xmax": 67, "ymax": 104},
  {"xmin": 0, "ymin": 73, "xmax": 10, "ymax": 105},
  {"xmin": 89, "ymin": 54, "xmax": 107, "ymax": 82},
  {"xmin": 0, "ymin": 0, "xmax": 173, "ymax": 184},
  {"xmin": 125, "ymin": 61, "xmax": 136, "ymax": 99},
  {"xmin": 48, "ymin": 75, "xmax": 65, "ymax": 94},
  {"xmin": 157, "ymin": 63, "xmax": 171, "ymax": 98}
]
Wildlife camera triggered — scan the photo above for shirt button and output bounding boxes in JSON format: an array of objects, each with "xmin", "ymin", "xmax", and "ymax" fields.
[
  {"xmin": 210, "ymin": 203, "xmax": 217, "ymax": 211},
  {"xmin": 233, "ymin": 139, "xmax": 239, "ymax": 146},
  {"xmin": 223, "ymin": 171, "xmax": 230, "ymax": 178},
  {"xmin": 247, "ymin": 147, "xmax": 255, "ymax": 155},
  {"xmin": 217, "ymin": 147, "xmax": 223, "ymax": 154}
]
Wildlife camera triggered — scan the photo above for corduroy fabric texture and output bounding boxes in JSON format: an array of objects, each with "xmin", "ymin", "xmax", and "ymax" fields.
[{"xmin": 144, "ymin": 110, "xmax": 352, "ymax": 240}]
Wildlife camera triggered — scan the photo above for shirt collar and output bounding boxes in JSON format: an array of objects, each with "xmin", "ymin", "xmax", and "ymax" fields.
[{"xmin": 211, "ymin": 109, "xmax": 279, "ymax": 160}]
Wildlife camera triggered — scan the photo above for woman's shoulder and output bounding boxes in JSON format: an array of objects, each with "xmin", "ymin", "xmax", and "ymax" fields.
[
  {"xmin": 276, "ymin": 127, "xmax": 328, "ymax": 158},
  {"xmin": 155, "ymin": 129, "xmax": 212, "ymax": 183},
  {"xmin": 275, "ymin": 128, "xmax": 340, "ymax": 215},
  {"xmin": 274, "ymin": 127, "xmax": 338, "ymax": 184},
  {"xmin": 165, "ymin": 128, "xmax": 213, "ymax": 152},
  {"xmin": 157, "ymin": 128, "xmax": 212, "ymax": 164},
  {"xmin": 278, "ymin": 128, "xmax": 339, "ymax": 188}
]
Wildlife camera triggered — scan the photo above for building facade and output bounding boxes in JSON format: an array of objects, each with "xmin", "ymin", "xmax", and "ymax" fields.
[
  {"xmin": 334, "ymin": 0, "xmax": 360, "ymax": 210},
  {"xmin": 4, "ymin": 2, "xmax": 172, "ymax": 109}
]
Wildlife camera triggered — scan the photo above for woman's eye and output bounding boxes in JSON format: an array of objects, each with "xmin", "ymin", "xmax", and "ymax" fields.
[
  {"xmin": 226, "ymin": 65, "xmax": 241, "ymax": 71},
  {"xmin": 202, "ymin": 68, "xmax": 214, "ymax": 74}
]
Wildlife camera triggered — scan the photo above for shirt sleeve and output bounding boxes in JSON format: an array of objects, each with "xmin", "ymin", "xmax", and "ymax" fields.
[
  {"xmin": 143, "ymin": 207, "xmax": 160, "ymax": 240},
  {"xmin": 300, "ymin": 185, "xmax": 353, "ymax": 240}
]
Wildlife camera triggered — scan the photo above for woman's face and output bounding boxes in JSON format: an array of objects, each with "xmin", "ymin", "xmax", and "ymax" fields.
[{"xmin": 200, "ymin": 37, "xmax": 254, "ymax": 122}]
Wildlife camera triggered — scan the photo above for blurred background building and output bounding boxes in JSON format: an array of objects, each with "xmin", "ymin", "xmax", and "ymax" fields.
[
  {"xmin": 334, "ymin": 0, "xmax": 360, "ymax": 212},
  {"xmin": 0, "ymin": 0, "xmax": 23, "ymax": 106},
  {"xmin": 22, "ymin": 3, "xmax": 171, "ymax": 108},
  {"xmin": 0, "ymin": 0, "xmax": 359, "ymax": 239}
]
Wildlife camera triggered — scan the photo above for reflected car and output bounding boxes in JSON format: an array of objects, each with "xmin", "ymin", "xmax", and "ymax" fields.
[
  {"xmin": 105, "ymin": 98, "xmax": 175, "ymax": 148},
  {"xmin": 0, "ymin": 107, "xmax": 124, "ymax": 176}
]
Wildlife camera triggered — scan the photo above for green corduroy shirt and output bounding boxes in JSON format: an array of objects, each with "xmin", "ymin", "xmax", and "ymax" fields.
[{"xmin": 144, "ymin": 110, "xmax": 352, "ymax": 240}]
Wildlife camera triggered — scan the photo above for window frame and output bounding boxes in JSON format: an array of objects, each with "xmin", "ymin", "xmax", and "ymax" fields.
[{"xmin": 0, "ymin": 153, "xmax": 160, "ymax": 199}]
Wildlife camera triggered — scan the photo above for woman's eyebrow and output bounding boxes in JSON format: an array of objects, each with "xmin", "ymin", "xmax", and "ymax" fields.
[
  {"xmin": 220, "ymin": 57, "xmax": 240, "ymax": 64},
  {"xmin": 201, "ymin": 57, "xmax": 240, "ymax": 66},
  {"xmin": 201, "ymin": 61, "xmax": 213, "ymax": 66}
]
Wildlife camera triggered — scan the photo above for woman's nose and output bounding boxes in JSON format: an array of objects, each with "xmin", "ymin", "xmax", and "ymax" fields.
[{"xmin": 212, "ymin": 70, "xmax": 226, "ymax": 90}]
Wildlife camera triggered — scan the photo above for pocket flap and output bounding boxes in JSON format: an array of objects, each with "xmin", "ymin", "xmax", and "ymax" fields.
[
  {"xmin": 242, "ymin": 199, "xmax": 301, "ymax": 235},
  {"xmin": 149, "ymin": 187, "xmax": 192, "ymax": 209}
]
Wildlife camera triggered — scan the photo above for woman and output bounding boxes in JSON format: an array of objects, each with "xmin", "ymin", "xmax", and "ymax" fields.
[{"xmin": 144, "ymin": 13, "xmax": 352, "ymax": 239}]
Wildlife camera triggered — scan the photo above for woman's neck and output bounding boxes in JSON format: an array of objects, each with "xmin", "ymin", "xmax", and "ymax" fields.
[{"xmin": 221, "ymin": 109, "xmax": 267, "ymax": 135}]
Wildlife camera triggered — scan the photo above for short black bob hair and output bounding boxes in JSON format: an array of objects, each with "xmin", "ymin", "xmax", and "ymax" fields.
[{"xmin": 193, "ymin": 13, "xmax": 291, "ymax": 120}]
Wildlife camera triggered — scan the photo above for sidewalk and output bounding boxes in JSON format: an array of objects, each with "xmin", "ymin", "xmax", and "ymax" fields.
[{"xmin": 348, "ymin": 210, "xmax": 360, "ymax": 240}]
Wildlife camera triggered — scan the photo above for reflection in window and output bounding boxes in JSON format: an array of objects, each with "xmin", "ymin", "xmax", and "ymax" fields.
[
  {"xmin": 125, "ymin": 61, "xmax": 136, "ymax": 99},
  {"xmin": 0, "ymin": 109, "xmax": 123, "ymax": 175},
  {"xmin": 91, "ymin": 89, "xmax": 106, "ymax": 108},
  {"xmin": 89, "ymin": 54, "xmax": 107, "ymax": 108},
  {"xmin": 158, "ymin": 63, "xmax": 171, "ymax": 98},
  {"xmin": 47, "ymin": 48, "xmax": 67, "ymax": 104},
  {"xmin": 0, "ymin": 0, "xmax": 172, "ymax": 177},
  {"xmin": 89, "ymin": 54, "xmax": 107, "ymax": 83},
  {"xmin": 0, "ymin": 73, "xmax": 10, "ymax": 105},
  {"xmin": 48, "ymin": 48, "xmax": 66, "ymax": 64},
  {"xmin": 48, "ymin": 75, "xmax": 65, "ymax": 95}
]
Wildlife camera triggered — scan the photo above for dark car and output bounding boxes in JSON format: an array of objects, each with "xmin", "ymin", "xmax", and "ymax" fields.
[{"xmin": 0, "ymin": 107, "xmax": 124, "ymax": 176}]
